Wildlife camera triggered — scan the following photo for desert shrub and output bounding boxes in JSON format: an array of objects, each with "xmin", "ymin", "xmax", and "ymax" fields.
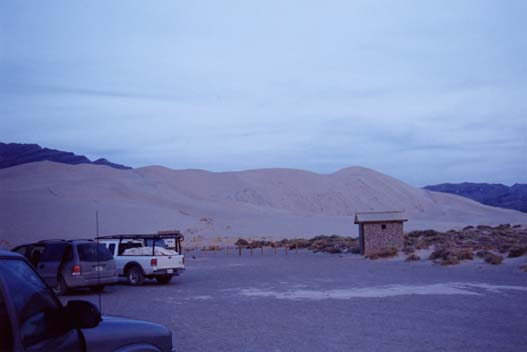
[
  {"xmin": 519, "ymin": 264, "xmax": 527, "ymax": 272},
  {"xmin": 324, "ymin": 247, "xmax": 343, "ymax": 254},
  {"xmin": 484, "ymin": 253, "xmax": 503, "ymax": 265},
  {"xmin": 476, "ymin": 250, "xmax": 491, "ymax": 258},
  {"xmin": 440, "ymin": 256, "xmax": 460, "ymax": 266},
  {"xmin": 508, "ymin": 246, "xmax": 527, "ymax": 258},
  {"xmin": 405, "ymin": 253, "xmax": 420, "ymax": 261},
  {"xmin": 349, "ymin": 246, "xmax": 361, "ymax": 254},
  {"xmin": 292, "ymin": 239, "xmax": 311, "ymax": 249},
  {"xmin": 458, "ymin": 250, "xmax": 474, "ymax": 260},
  {"xmin": 498, "ymin": 244, "xmax": 512, "ymax": 253},
  {"xmin": 367, "ymin": 247, "xmax": 398, "ymax": 260},
  {"xmin": 415, "ymin": 239, "xmax": 430, "ymax": 250},
  {"xmin": 429, "ymin": 248, "xmax": 446, "ymax": 261},
  {"xmin": 402, "ymin": 247, "xmax": 415, "ymax": 255},
  {"xmin": 235, "ymin": 238, "xmax": 249, "ymax": 247},
  {"xmin": 463, "ymin": 226, "xmax": 474, "ymax": 231},
  {"xmin": 277, "ymin": 239, "xmax": 290, "ymax": 246},
  {"xmin": 429, "ymin": 247, "xmax": 472, "ymax": 264}
]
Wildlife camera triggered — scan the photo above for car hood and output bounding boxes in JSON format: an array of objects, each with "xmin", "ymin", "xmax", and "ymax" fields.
[{"xmin": 82, "ymin": 315, "xmax": 173, "ymax": 352}]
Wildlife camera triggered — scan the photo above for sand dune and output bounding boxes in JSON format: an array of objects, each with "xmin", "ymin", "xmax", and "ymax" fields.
[{"xmin": 1, "ymin": 161, "xmax": 525, "ymax": 246}]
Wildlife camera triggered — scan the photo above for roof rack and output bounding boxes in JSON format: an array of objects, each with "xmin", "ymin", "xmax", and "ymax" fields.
[{"xmin": 96, "ymin": 233, "xmax": 184, "ymax": 241}]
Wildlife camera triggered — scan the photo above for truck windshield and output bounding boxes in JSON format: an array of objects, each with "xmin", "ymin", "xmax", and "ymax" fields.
[{"xmin": 77, "ymin": 243, "xmax": 113, "ymax": 262}]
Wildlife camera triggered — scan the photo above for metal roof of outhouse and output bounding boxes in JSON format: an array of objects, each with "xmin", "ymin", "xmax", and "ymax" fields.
[{"xmin": 354, "ymin": 211, "xmax": 408, "ymax": 224}]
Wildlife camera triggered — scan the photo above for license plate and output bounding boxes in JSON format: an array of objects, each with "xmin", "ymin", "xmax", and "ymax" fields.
[
  {"xmin": 94, "ymin": 266, "xmax": 103, "ymax": 272},
  {"xmin": 167, "ymin": 269, "xmax": 173, "ymax": 274}
]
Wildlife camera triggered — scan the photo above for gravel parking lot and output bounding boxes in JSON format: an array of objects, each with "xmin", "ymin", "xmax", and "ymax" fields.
[{"xmin": 61, "ymin": 251, "xmax": 527, "ymax": 352}]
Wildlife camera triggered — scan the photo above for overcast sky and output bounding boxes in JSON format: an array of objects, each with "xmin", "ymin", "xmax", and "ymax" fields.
[{"xmin": 1, "ymin": 0, "xmax": 526, "ymax": 186}]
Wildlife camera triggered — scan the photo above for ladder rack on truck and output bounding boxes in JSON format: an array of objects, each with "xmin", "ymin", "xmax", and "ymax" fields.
[{"xmin": 96, "ymin": 232, "xmax": 184, "ymax": 255}]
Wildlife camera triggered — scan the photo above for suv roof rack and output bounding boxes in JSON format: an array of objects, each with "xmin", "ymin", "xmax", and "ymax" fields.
[{"xmin": 37, "ymin": 239, "xmax": 66, "ymax": 243}]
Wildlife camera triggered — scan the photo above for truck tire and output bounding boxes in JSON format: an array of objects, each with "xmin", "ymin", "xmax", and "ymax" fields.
[
  {"xmin": 126, "ymin": 266, "xmax": 145, "ymax": 286},
  {"xmin": 53, "ymin": 275, "xmax": 68, "ymax": 296},
  {"xmin": 155, "ymin": 275, "xmax": 173, "ymax": 285}
]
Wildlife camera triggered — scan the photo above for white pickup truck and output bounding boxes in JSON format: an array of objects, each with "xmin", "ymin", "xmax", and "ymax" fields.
[{"xmin": 97, "ymin": 233, "xmax": 185, "ymax": 286}]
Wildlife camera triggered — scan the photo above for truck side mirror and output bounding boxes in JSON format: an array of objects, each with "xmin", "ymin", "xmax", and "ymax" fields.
[{"xmin": 64, "ymin": 300, "xmax": 101, "ymax": 329}]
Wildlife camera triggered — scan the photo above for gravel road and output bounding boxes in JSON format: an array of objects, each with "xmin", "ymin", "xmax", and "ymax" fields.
[{"xmin": 61, "ymin": 250, "xmax": 527, "ymax": 352}]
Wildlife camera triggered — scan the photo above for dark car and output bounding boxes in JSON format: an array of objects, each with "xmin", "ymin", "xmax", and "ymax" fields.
[
  {"xmin": 12, "ymin": 240, "xmax": 118, "ymax": 295},
  {"xmin": 0, "ymin": 250, "xmax": 174, "ymax": 352}
]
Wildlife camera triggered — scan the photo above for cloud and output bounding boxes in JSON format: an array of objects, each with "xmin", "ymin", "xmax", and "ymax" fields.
[{"xmin": 0, "ymin": 0, "xmax": 526, "ymax": 185}]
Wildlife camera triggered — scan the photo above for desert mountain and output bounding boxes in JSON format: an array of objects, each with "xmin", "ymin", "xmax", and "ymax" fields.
[
  {"xmin": 424, "ymin": 183, "xmax": 527, "ymax": 213},
  {"xmin": 1, "ymin": 161, "xmax": 526, "ymax": 247},
  {"xmin": 0, "ymin": 142, "xmax": 131, "ymax": 170}
]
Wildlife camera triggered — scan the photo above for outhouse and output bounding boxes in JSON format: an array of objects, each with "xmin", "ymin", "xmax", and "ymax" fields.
[{"xmin": 354, "ymin": 211, "xmax": 408, "ymax": 256}]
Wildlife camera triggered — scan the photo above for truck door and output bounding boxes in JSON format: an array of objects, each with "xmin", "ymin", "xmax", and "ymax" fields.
[{"xmin": 37, "ymin": 243, "xmax": 67, "ymax": 287}]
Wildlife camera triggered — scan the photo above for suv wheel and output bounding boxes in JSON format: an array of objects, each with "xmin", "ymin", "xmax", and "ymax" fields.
[
  {"xmin": 53, "ymin": 275, "xmax": 68, "ymax": 296},
  {"xmin": 155, "ymin": 275, "xmax": 173, "ymax": 285},
  {"xmin": 126, "ymin": 266, "xmax": 145, "ymax": 286}
]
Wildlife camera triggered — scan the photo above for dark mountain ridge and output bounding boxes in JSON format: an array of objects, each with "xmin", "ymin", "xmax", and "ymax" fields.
[
  {"xmin": 424, "ymin": 182, "xmax": 527, "ymax": 213},
  {"xmin": 0, "ymin": 143, "xmax": 131, "ymax": 170}
]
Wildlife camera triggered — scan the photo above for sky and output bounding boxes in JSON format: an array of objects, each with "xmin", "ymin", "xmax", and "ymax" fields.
[{"xmin": 1, "ymin": 0, "xmax": 526, "ymax": 186}]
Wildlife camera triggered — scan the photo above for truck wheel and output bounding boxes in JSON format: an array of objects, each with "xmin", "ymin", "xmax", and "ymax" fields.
[
  {"xmin": 126, "ymin": 266, "xmax": 145, "ymax": 286},
  {"xmin": 53, "ymin": 275, "xmax": 68, "ymax": 296},
  {"xmin": 155, "ymin": 275, "xmax": 173, "ymax": 285}
]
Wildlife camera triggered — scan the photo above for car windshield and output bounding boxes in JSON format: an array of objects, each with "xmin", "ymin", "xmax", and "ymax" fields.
[{"xmin": 77, "ymin": 243, "xmax": 113, "ymax": 262}]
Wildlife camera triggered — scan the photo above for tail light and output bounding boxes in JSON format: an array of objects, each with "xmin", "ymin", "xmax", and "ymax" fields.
[
  {"xmin": 150, "ymin": 258, "xmax": 158, "ymax": 267},
  {"xmin": 72, "ymin": 265, "xmax": 81, "ymax": 276}
]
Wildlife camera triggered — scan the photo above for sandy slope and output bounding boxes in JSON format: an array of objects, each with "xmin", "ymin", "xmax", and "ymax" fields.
[{"xmin": 1, "ymin": 161, "xmax": 525, "ymax": 246}]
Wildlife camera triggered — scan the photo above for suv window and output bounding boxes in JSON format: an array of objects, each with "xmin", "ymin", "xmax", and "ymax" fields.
[
  {"xmin": 0, "ymin": 259, "xmax": 61, "ymax": 348},
  {"xmin": 39, "ymin": 243, "xmax": 67, "ymax": 262},
  {"xmin": 77, "ymin": 243, "xmax": 113, "ymax": 262}
]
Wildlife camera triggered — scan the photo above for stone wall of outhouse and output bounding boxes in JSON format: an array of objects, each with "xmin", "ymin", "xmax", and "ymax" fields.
[{"xmin": 361, "ymin": 222, "xmax": 404, "ymax": 256}]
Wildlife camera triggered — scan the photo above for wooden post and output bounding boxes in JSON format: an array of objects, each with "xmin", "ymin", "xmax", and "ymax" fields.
[
  {"xmin": 238, "ymin": 246, "xmax": 242, "ymax": 256},
  {"xmin": 285, "ymin": 246, "xmax": 288, "ymax": 256},
  {"xmin": 250, "ymin": 247, "xmax": 253, "ymax": 256},
  {"xmin": 295, "ymin": 241, "xmax": 298, "ymax": 254},
  {"xmin": 261, "ymin": 246, "xmax": 264, "ymax": 256},
  {"xmin": 274, "ymin": 246, "xmax": 277, "ymax": 255}
]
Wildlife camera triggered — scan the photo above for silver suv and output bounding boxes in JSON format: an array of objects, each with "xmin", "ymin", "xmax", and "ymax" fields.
[{"xmin": 12, "ymin": 240, "xmax": 118, "ymax": 295}]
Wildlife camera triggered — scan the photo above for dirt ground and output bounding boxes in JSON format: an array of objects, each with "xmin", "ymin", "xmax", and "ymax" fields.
[{"xmin": 61, "ymin": 250, "xmax": 527, "ymax": 352}]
